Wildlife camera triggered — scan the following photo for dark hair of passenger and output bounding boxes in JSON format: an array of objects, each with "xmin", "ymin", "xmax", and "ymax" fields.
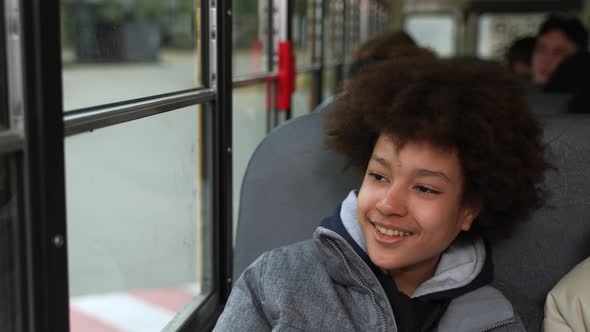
[
  {"xmin": 545, "ymin": 51, "xmax": 590, "ymax": 113},
  {"xmin": 349, "ymin": 30, "xmax": 420, "ymax": 77},
  {"xmin": 354, "ymin": 30, "xmax": 417, "ymax": 59},
  {"xmin": 538, "ymin": 14, "xmax": 589, "ymax": 51},
  {"xmin": 325, "ymin": 53, "xmax": 552, "ymax": 238},
  {"xmin": 506, "ymin": 36, "xmax": 536, "ymax": 68}
]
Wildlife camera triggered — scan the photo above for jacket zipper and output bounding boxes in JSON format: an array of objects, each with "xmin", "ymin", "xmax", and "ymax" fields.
[
  {"xmin": 326, "ymin": 238, "xmax": 389, "ymax": 332},
  {"xmin": 479, "ymin": 318, "xmax": 517, "ymax": 332}
]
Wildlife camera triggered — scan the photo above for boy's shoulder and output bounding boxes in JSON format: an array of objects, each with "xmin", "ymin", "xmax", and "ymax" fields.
[{"xmin": 439, "ymin": 286, "xmax": 525, "ymax": 332}]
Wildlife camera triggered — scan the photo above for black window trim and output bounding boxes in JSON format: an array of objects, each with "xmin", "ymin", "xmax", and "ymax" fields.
[
  {"xmin": 20, "ymin": 0, "xmax": 233, "ymax": 331},
  {"xmin": 22, "ymin": 0, "xmax": 69, "ymax": 330},
  {"xmin": 63, "ymin": 88, "xmax": 216, "ymax": 136}
]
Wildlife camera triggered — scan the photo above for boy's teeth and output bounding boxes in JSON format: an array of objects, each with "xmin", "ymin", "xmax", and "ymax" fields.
[{"xmin": 375, "ymin": 224, "xmax": 412, "ymax": 237}]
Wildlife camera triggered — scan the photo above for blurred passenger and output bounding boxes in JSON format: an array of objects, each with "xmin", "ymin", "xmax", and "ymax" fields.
[
  {"xmin": 544, "ymin": 51, "xmax": 590, "ymax": 113},
  {"xmin": 348, "ymin": 30, "xmax": 422, "ymax": 77},
  {"xmin": 543, "ymin": 257, "xmax": 590, "ymax": 331},
  {"xmin": 214, "ymin": 51, "xmax": 550, "ymax": 331},
  {"xmin": 532, "ymin": 14, "xmax": 589, "ymax": 85},
  {"xmin": 316, "ymin": 30, "xmax": 429, "ymax": 113},
  {"xmin": 506, "ymin": 36, "xmax": 536, "ymax": 79}
]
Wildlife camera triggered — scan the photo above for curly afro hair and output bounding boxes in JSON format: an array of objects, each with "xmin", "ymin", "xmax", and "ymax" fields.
[{"xmin": 325, "ymin": 54, "xmax": 552, "ymax": 237}]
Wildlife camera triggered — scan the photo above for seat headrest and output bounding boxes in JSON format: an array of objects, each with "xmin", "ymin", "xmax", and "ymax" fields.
[
  {"xmin": 527, "ymin": 91, "xmax": 571, "ymax": 116},
  {"xmin": 233, "ymin": 111, "xmax": 361, "ymax": 281},
  {"xmin": 491, "ymin": 114, "xmax": 590, "ymax": 330}
]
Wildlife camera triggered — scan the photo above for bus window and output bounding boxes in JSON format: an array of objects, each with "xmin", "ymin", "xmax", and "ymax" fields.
[
  {"xmin": 60, "ymin": 0, "xmax": 224, "ymax": 330},
  {"xmin": 232, "ymin": 83, "xmax": 269, "ymax": 238},
  {"xmin": 292, "ymin": 72, "xmax": 314, "ymax": 118},
  {"xmin": 231, "ymin": 0, "xmax": 273, "ymax": 239},
  {"xmin": 477, "ymin": 13, "xmax": 545, "ymax": 59},
  {"xmin": 233, "ymin": 0, "xmax": 269, "ymax": 77},
  {"xmin": 66, "ymin": 105, "xmax": 212, "ymax": 331},
  {"xmin": 322, "ymin": 0, "xmax": 340, "ymax": 98},
  {"xmin": 404, "ymin": 13, "xmax": 456, "ymax": 57},
  {"xmin": 60, "ymin": 0, "xmax": 201, "ymax": 111},
  {"xmin": 346, "ymin": 0, "xmax": 361, "ymax": 62},
  {"xmin": 293, "ymin": 1, "xmax": 313, "ymax": 70}
]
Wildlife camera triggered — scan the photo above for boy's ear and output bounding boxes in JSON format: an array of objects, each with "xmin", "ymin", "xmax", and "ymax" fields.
[{"xmin": 460, "ymin": 201, "xmax": 481, "ymax": 232}]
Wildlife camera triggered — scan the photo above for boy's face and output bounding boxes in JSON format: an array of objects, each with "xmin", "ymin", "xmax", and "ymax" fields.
[
  {"xmin": 357, "ymin": 135, "xmax": 479, "ymax": 284},
  {"xmin": 532, "ymin": 29, "xmax": 578, "ymax": 84}
]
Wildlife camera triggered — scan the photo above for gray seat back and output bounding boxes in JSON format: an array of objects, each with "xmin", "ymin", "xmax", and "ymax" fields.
[
  {"xmin": 233, "ymin": 112, "xmax": 361, "ymax": 281},
  {"xmin": 491, "ymin": 114, "xmax": 590, "ymax": 330},
  {"xmin": 234, "ymin": 110, "xmax": 590, "ymax": 331},
  {"xmin": 313, "ymin": 95, "xmax": 336, "ymax": 113},
  {"xmin": 527, "ymin": 91, "xmax": 571, "ymax": 116}
]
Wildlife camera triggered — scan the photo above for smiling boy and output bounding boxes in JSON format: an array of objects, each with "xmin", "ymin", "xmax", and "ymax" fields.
[
  {"xmin": 358, "ymin": 138, "xmax": 479, "ymax": 297},
  {"xmin": 214, "ymin": 51, "xmax": 550, "ymax": 332}
]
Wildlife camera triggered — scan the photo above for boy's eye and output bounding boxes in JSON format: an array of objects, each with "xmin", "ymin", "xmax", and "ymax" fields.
[
  {"xmin": 414, "ymin": 185, "xmax": 440, "ymax": 194},
  {"xmin": 368, "ymin": 172, "xmax": 387, "ymax": 182}
]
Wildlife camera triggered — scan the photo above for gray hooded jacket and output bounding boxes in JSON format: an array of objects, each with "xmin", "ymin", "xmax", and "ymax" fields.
[{"xmin": 214, "ymin": 191, "xmax": 526, "ymax": 331}]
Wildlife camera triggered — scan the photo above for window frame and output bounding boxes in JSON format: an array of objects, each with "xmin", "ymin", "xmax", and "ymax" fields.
[
  {"xmin": 17, "ymin": 0, "xmax": 233, "ymax": 330},
  {"xmin": 20, "ymin": 0, "xmax": 69, "ymax": 330}
]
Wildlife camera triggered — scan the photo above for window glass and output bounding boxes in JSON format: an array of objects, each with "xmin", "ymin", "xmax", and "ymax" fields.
[
  {"xmin": 232, "ymin": 84, "xmax": 268, "ymax": 235},
  {"xmin": 0, "ymin": 155, "xmax": 20, "ymax": 332},
  {"xmin": 405, "ymin": 14, "xmax": 456, "ymax": 57},
  {"xmin": 233, "ymin": 0, "xmax": 269, "ymax": 77},
  {"xmin": 65, "ymin": 106, "xmax": 212, "ymax": 331},
  {"xmin": 292, "ymin": 73, "xmax": 313, "ymax": 118},
  {"xmin": 323, "ymin": 67, "xmax": 336, "ymax": 100},
  {"xmin": 60, "ymin": 0, "xmax": 201, "ymax": 111},
  {"xmin": 0, "ymin": 8, "xmax": 9, "ymax": 129},
  {"xmin": 478, "ymin": 13, "xmax": 545, "ymax": 59},
  {"xmin": 293, "ymin": 1, "xmax": 312, "ymax": 68},
  {"xmin": 345, "ymin": 0, "xmax": 360, "ymax": 61},
  {"xmin": 323, "ymin": 0, "xmax": 334, "ymax": 65}
]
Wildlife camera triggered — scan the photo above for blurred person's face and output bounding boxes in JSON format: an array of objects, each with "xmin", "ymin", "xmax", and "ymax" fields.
[
  {"xmin": 532, "ymin": 30, "xmax": 577, "ymax": 84},
  {"xmin": 356, "ymin": 135, "xmax": 479, "ymax": 295}
]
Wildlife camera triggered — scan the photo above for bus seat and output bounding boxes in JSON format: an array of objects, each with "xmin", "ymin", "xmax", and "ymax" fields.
[
  {"xmin": 233, "ymin": 110, "xmax": 590, "ymax": 331},
  {"xmin": 233, "ymin": 111, "xmax": 362, "ymax": 282},
  {"xmin": 527, "ymin": 91, "xmax": 571, "ymax": 116},
  {"xmin": 490, "ymin": 114, "xmax": 590, "ymax": 330},
  {"xmin": 313, "ymin": 95, "xmax": 336, "ymax": 113}
]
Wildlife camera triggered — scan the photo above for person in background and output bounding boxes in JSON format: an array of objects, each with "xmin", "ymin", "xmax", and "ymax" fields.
[
  {"xmin": 348, "ymin": 30, "xmax": 420, "ymax": 77},
  {"xmin": 543, "ymin": 51, "xmax": 590, "ymax": 113},
  {"xmin": 543, "ymin": 257, "xmax": 590, "ymax": 331},
  {"xmin": 531, "ymin": 14, "xmax": 589, "ymax": 85},
  {"xmin": 506, "ymin": 36, "xmax": 536, "ymax": 80},
  {"xmin": 316, "ymin": 30, "xmax": 427, "ymax": 113}
]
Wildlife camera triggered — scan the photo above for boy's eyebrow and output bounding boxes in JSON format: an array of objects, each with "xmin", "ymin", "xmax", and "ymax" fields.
[
  {"xmin": 416, "ymin": 169, "xmax": 451, "ymax": 183},
  {"xmin": 370, "ymin": 155, "xmax": 390, "ymax": 167},
  {"xmin": 370, "ymin": 155, "xmax": 451, "ymax": 183}
]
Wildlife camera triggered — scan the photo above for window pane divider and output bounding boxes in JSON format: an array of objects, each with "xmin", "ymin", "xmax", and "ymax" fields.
[
  {"xmin": 232, "ymin": 72, "xmax": 277, "ymax": 88},
  {"xmin": 63, "ymin": 89, "xmax": 216, "ymax": 137}
]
